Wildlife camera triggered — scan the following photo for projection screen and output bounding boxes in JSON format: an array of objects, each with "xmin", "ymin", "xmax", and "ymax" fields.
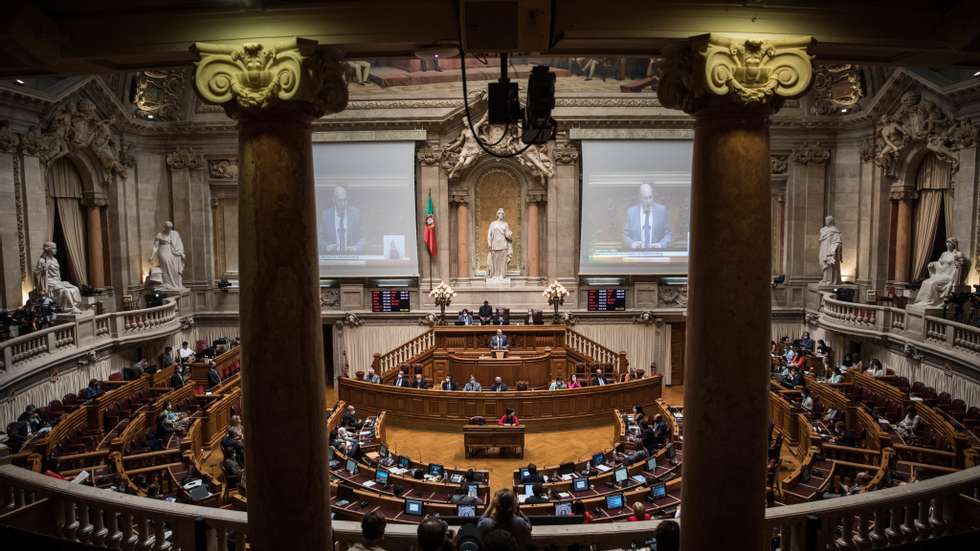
[
  {"xmin": 579, "ymin": 140, "xmax": 692, "ymax": 275},
  {"xmin": 313, "ymin": 141, "xmax": 419, "ymax": 277}
]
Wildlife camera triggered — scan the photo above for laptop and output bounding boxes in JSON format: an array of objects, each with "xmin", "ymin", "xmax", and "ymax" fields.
[
  {"xmin": 457, "ymin": 504, "xmax": 476, "ymax": 517},
  {"xmin": 592, "ymin": 453, "xmax": 605, "ymax": 467},
  {"xmin": 572, "ymin": 477, "xmax": 589, "ymax": 492},
  {"xmin": 375, "ymin": 469, "xmax": 389, "ymax": 485},
  {"xmin": 404, "ymin": 499, "xmax": 424, "ymax": 516},
  {"xmin": 398, "ymin": 456, "xmax": 411, "ymax": 468},
  {"xmin": 524, "ymin": 484, "xmax": 535, "ymax": 496},
  {"xmin": 650, "ymin": 482, "xmax": 667, "ymax": 500},
  {"xmin": 429, "ymin": 464, "xmax": 444, "ymax": 477},
  {"xmin": 345, "ymin": 459, "xmax": 358, "ymax": 475},
  {"xmin": 605, "ymin": 493, "xmax": 624, "ymax": 511},
  {"xmin": 335, "ymin": 484, "xmax": 355, "ymax": 507},
  {"xmin": 558, "ymin": 462, "xmax": 575, "ymax": 476},
  {"xmin": 614, "ymin": 467, "xmax": 628, "ymax": 484},
  {"xmin": 646, "ymin": 456, "xmax": 657, "ymax": 472},
  {"xmin": 554, "ymin": 502, "xmax": 573, "ymax": 516}
]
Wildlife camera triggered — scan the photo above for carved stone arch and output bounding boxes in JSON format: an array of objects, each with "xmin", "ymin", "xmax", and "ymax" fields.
[{"xmin": 462, "ymin": 157, "xmax": 537, "ymax": 277}]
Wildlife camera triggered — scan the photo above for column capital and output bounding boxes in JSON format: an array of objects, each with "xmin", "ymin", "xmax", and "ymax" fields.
[
  {"xmin": 191, "ymin": 38, "xmax": 348, "ymax": 119},
  {"xmin": 769, "ymin": 153, "xmax": 789, "ymax": 175},
  {"xmin": 658, "ymin": 34, "xmax": 814, "ymax": 115},
  {"xmin": 449, "ymin": 190, "xmax": 470, "ymax": 206},
  {"xmin": 166, "ymin": 147, "xmax": 204, "ymax": 170},
  {"xmin": 552, "ymin": 142, "xmax": 580, "ymax": 165},
  {"xmin": 417, "ymin": 146, "xmax": 444, "ymax": 167},
  {"xmin": 789, "ymin": 142, "xmax": 830, "ymax": 165},
  {"xmin": 0, "ymin": 121, "xmax": 19, "ymax": 153},
  {"xmin": 527, "ymin": 191, "xmax": 547, "ymax": 204},
  {"xmin": 80, "ymin": 191, "xmax": 108, "ymax": 208},
  {"xmin": 890, "ymin": 189, "xmax": 919, "ymax": 201}
]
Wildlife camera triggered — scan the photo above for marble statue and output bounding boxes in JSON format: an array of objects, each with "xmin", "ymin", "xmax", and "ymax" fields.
[
  {"xmin": 33, "ymin": 242, "xmax": 83, "ymax": 313},
  {"xmin": 486, "ymin": 208, "xmax": 513, "ymax": 282},
  {"xmin": 149, "ymin": 221, "xmax": 186, "ymax": 291},
  {"xmin": 819, "ymin": 215, "xmax": 843, "ymax": 285},
  {"xmin": 911, "ymin": 237, "xmax": 967, "ymax": 309}
]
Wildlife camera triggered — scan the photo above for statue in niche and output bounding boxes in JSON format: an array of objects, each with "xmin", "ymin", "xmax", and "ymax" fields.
[
  {"xmin": 33, "ymin": 241, "xmax": 83, "ymax": 313},
  {"xmin": 819, "ymin": 215, "xmax": 843, "ymax": 286},
  {"xmin": 149, "ymin": 221, "xmax": 186, "ymax": 291},
  {"xmin": 911, "ymin": 237, "xmax": 967, "ymax": 309},
  {"xmin": 486, "ymin": 208, "xmax": 513, "ymax": 282}
]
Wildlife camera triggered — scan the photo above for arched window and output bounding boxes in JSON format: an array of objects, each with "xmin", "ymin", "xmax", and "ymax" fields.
[
  {"xmin": 46, "ymin": 157, "xmax": 87, "ymax": 284},
  {"xmin": 910, "ymin": 153, "xmax": 953, "ymax": 281}
]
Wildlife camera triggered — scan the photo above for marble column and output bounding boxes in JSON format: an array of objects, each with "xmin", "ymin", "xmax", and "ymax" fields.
[
  {"xmin": 526, "ymin": 192, "xmax": 545, "ymax": 278},
  {"xmin": 659, "ymin": 35, "xmax": 813, "ymax": 551},
  {"xmin": 82, "ymin": 192, "xmax": 107, "ymax": 288},
  {"xmin": 451, "ymin": 193, "xmax": 470, "ymax": 278},
  {"xmin": 193, "ymin": 39, "xmax": 348, "ymax": 551},
  {"xmin": 891, "ymin": 190, "xmax": 916, "ymax": 284},
  {"xmin": 771, "ymin": 188, "xmax": 786, "ymax": 276}
]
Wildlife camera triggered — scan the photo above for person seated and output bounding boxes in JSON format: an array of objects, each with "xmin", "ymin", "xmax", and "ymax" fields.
[
  {"xmin": 478, "ymin": 300, "xmax": 494, "ymax": 325},
  {"xmin": 490, "ymin": 329, "xmax": 509, "ymax": 350},
  {"xmin": 566, "ymin": 374, "xmax": 582, "ymax": 389},
  {"xmin": 828, "ymin": 367, "xmax": 845, "ymax": 384},
  {"xmin": 800, "ymin": 388, "xmax": 814, "ymax": 412},
  {"xmin": 332, "ymin": 427, "xmax": 360, "ymax": 459},
  {"xmin": 178, "ymin": 341, "xmax": 195, "ymax": 363},
  {"xmin": 441, "ymin": 375, "xmax": 458, "ymax": 391},
  {"xmin": 651, "ymin": 414, "xmax": 670, "ymax": 448},
  {"xmin": 342, "ymin": 405, "xmax": 361, "ymax": 430},
  {"xmin": 896, "ymin": 410, "xmax": 921, "ymax": 440},
  {"xmin": 80, "ymin": 379, "xmax": 103, "ymax": 400},
  {"xmin": 477, "ymin": 489, "xmax": 532, "ymax": 547},
  {"xmin": 221, "ymin": 427, "xmax": 246, "ymax": 465},
  {"xmin": 869, "ymin": 359, "xmax": 886, "ymax": 377},
  {"xmin": 524, "ymin": 483, "xmax": 549, "ymax": 504},
  {"xmin": 592, "ymin": 368, "xmax": 607, "ymax": 386},
  {"xmin": 363, "ymin": 368, "xmax": 381, "ymax": 384},
  {"xmin": 615, "ymin": 445, "xmax": 648, "ymax": 465},
  {"xmin": 457, "ymin": 309, "xmax": 474, "ymax": 326},
  {"xmin": 490, "ymin": 377, "xmax": 508, "ymax": 392},
  {"xmin": 822, "ymin": 407, "xmax": 840, "ymax": 424},
  {"xmin": 623, "ymin": 366, "xmax": 641, "ymax": 382},
  {"xmin": 548, "ymin": 377, "xmax": 566, "ymax": 390},
  {"xmin": 392, "ymin": 369, "xmax": 410, "ymax": 387},
  {"xmin": 349, "ymin": 511, "xmax": 387, "ymax": 551},
  {"xmin": 170, "ymin": 366, "xmax": 185, "ymax": 389},
  {"xmin": 463, "ymin": 375, "xmax": 482, "ymax": 391},
  {"xmin": 800, "ymin": 332, "xmax": 815, "ymax": 353},
  {"xmin": 207, "ymin": 361, "xmax": 221, "ymax": 389},
  {"xmin": 160, "ymin": 346, "xmax": 175, "ymax": 370},
  {"xmin": 521, "ymin": 463, "xmax": 545, "ymax": 484},
  {"xmin": 571, "ymin": 500, "xmax": 593, "ymax": 523},
  {"xmin": 632, "ymin": 405, "xmax": 648, "ymax": 426},
  {"xmin": 655, "ymin": 520, "xmax": 680, "ymax": 551},
  {"xmin": 784, "ymin": 345, "xmax": 796, "ymax": 365},
  {"xmin": 412, "ymin": 374, "xmax": 428, "ymax": 389},
  {"xmin": 498, "ymin": 408, "xmax": 520, "ymax": 425},
  {"xmin": 417, "ymin": 515, "xmax": 454, "ymax": 551},
  {"xmin": 791, "ymin": 349, "xmax": 806, "ymax": 369},
  {"xmin": 627, "ymin": 502, "xmax": 651, "ymax": 521}
]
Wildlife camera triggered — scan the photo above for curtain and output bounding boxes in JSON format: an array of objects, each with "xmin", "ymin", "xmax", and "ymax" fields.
[
  {"xmin": 911, "ymin": 154, "xmax": 954, "ymax": 280},
  {"xmin": 1, "ymin": 358, "xmax": 114, "ymax": 426},
  {"xmin": 341, "ymin": 324, "xmax": 428, "ymax": 374},
  {"xmin": 864, "ymin": 343, "xmax": 980, "ymax": 408},
  {"xmin": 573, "ymin": 324, "xmax": 658, "ymax": 373},
  {"xmin": 47, "ymin": 158, "xmax": 87, "ymax": 284}
]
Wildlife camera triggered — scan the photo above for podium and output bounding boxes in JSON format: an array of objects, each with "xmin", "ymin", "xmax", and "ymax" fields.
[
  {"xmin": 490, "ymin": 349, "xmax": 508, "ymax": 359},
  {"xmin": 464, "ymin": 424, "xmax": 525, "ymax": 457}
]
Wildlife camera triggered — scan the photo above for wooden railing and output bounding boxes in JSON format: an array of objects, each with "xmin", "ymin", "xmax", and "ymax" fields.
[
  {"xmin": 565, "ymin": 328, "xmax": 628, "ymax": 374},
  {"xmin": 371, "ymin": 329, "xmax": 435, "ymax": 376}
]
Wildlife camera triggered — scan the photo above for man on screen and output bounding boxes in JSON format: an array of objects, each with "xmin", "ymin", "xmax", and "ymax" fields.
[
  {"xmin": 623, "ymin": 183, "xmax": 672, "ymax": 250},
  {"xmin": 320, "ymin": 185, "xmax": 364, "ymax": 253}
]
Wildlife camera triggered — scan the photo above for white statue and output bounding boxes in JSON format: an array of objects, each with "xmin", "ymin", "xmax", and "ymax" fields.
[
  {"xmin": 911, "ymin": 237, "xmax": 967, "ymax": 309},
  {"xmin": 149, "ymin": 221, "xmax": 186, "ymax": 290},
  {"xmin": 486, "ymin": 208, "xmax": 513, "ymax": 281},
  {"xmin": 819, "ymin": 215, "xmax": 843, "ymax": 285},
  {"xmin": 33, "ymin": 241, "xmax": 83, "ymax": 313}
]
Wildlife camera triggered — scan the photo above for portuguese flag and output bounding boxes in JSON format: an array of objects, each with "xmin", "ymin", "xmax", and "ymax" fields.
[{"xmin": 423, "ymin": 193, "xmax": 437, "ymax": 257}]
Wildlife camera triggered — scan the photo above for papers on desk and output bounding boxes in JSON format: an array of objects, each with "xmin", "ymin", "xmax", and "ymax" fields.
[
  {"xmin": 631, "ymin": 475, "xmax": 647, "ymax": 484},
  {"xmin": 560, "ymin": 474, "xmax": 574, "ymax": 481},
  {"xmin": 557, "ymin": 491, "xmax": 572, "ymax": 499},
  {"xmin": 596, "ymin": 464, "xmax": 612, "ymax": 472},
  {"xmin": 389, "ymin": 467, "xmax": 408, "ymax": 475},
  {"xmin": 518, "ymin": 494, "xmax": 528, "ymax": 504},
  {"xmin": 363, "ymin": 480, "xmax": 377, "ymax": 488}
]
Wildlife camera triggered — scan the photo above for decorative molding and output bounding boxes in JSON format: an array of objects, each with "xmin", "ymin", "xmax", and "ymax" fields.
[
  {"xmin": 448, "ymin": 188, "xmax": 470, "ymax": 205},
  {"xmin": 633, "ymin": 311, "xmax": 658, "ymax": 325},
  {"xmin": 871, "ymin": 91, "xmax": 978, "ymax": 176},
  {"xmin": 769, "ymin": 154, "xmax": 789, "ymax": 175},
  {"xmin": 133, "ymin": 69, "xmax": 186, "ymax": 121},
  {"xmin": 418, "ymin": 313, "xmax": 439, "ymax": 326},
  {"xmin": 14, "ymin": 154, "xmax": 26, "ymax": 283},
  {"xmin": 166, "ymin": 148, "xmax": 204, "ymax": 170},
  {"xmin": 658, "ymin": 34, "xmax": 814, "ymax": 114},
  {"xmin": 810, "ymin": 64, "xmax": 864, "ymax": 116},
  {"xmin": 889, "ymin": 189, "xmax": 919, "ymax": 201},
  {"xmin": 336, "ymin": 312, "xmax": 364, "ymax": 327},
  {"xmin": 789, "ymin": 142, "xmax": 831, "ymax": 165},
  {"xmin": 207, "ymin": 159, "xmax": 238, "ymax": 179},
  {"xmin": 0, "ymin": 121, "xmax": 18, "ymax": 153},
  {"xmin": 552, "ymin": 141, "xmax": 580, "ymax": 165},
  {"xmin": 859, "ymin": 137, "xmax": 876, "ymax": 162},
  {"xmin": 441, "ymin": 109, "xmax": 554, "ymax": 182},
  {"xmin": 319, "ymin": 288, "xmax": 340, "ymax": 310},
  {"xmin": 80, "ymin": 192, "xmax": 109, "ymax": 208},
  {"xmin": 192, "ymin": 39, "xmax": 348, "ymax": 118},
  {"xmin": 416, "ymin": 146, "xmax": 443, "ymax": 166},
  {"xmin": 657, "ymin": 284, "xmax": 688, "ymax": 308}
]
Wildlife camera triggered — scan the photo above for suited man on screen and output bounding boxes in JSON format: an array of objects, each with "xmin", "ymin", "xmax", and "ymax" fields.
[
  {"xmin": 320, "ymin": 185, "xmax": 364, "ymax": 253},
  {"xmin": 623, "ymin": 183, "xmax": 672, "ymax": 250}
]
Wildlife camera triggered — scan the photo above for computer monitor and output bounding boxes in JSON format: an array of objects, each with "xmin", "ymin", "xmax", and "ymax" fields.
[
  {"xmin": 605, "ymin": 493, "xmax": 624, "ymax": 510},
  {"xmin": 404, "ymin": 499, "xmax": 424, "ymax": 516},
  {"xmin": 472, "ymin": 471, "xmax": 487, "ymax": 483},
  {"xmin": 647, "ymin": 456, "xmax": 657, "ymax": 472},
  {"xmin": 592, "ymin": 452, "xmax": 605, "ymax": 467},
  {"xmin": 379, "ymin": 444, "xmax": 389, "ymax": 457},
  {"xmin": 524, "ymin": 484, "xmax": 535, "ymax": 497},
  {"xmin": 650, "ymin": 482, "xmax": 667, "ymax": 499},
  {"xmin": 375, "ymin": 469, "xmax": 389, "ymax": 485},
  {"xmin": 457, "ymin": 504, "xmax": 476, "ymax": 517},
  {"xmin": 572, "ymin": 477, "xmax": 589, "ymax": 492},
  {"xmin": 429, "ymin": 464, "xmax": 444, "ymax": 477},
  {"xmin": 345, "ymin": 459, "xmax": 358, "ymax": 474},
  {"xmin": 554, "ymin": 502, "xmax": 573, "ymax": 516},
  {"xmin": 336, "ymin": 484, "xmax": 355, "ymax": 502},
  {"xmin": 614, "ymin": 467, "xmax": 628, "ymax": 484},
  {"xmin": 467, "ymin": 484, "xmax": 479, "ymax": 497},
  {"xmin": 519, "ymin": 468, "xmax": 530, "ymax": 481},
  {"xmin": 558, "ymin": 462, "xmax": 575, "ymax": 475},
  {"xmin": 398, "ymin": 456, "xmax": 411, "ymax": 468}
]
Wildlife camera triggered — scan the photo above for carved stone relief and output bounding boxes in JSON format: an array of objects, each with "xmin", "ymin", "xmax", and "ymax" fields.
[
  {"xmin": 789, "ymin": 142, "xmax": 830, "ymax": 165},
  {"xmin": 809, "ymin": 64, "xmax": 864, "ymax": 116},
  {"xmin": 441, "ymin": 110, "xmax": 554, "ymax": 183},
  {"xmin": 552, "ymin": 141, "xmax": 579, "ymax": 165},
  {"xmin": 416, "ymin": 146, "xmax": 443, "ymax": 167},
  {"xmin": 133, "ymin": 69, "xmax": 186, "ymax": 121},
  {"xmin": 166, "ymin": 148, "xmax": 204, "ymax": 170},
  {"xmin": 319, "ymin": 288, "xmax": 340, "ymax": 310},
  {"xmin": 657, "ymin": 284, "xmax": 688, "ymax": 308},
  {"xmin": 770, "ymin": 154, "xmax": 789, "ymax": 175},
  {"xmin": 0, "ymin": 121, "xmax": 18, "ymax": 153},
  {"xmin": 208, "ymin": 159, "xmax": 238, "ymax": 179}
]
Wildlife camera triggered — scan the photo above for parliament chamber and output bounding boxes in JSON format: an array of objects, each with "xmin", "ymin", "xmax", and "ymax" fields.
[{"xmin": 2, "ymin": 2, "xmax": 980, "ymax": 551}]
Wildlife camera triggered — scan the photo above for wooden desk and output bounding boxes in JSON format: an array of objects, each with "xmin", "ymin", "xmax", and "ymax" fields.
[{"xmin": 464, "ymin": 424, "xmax": 525, "ymax": 458}]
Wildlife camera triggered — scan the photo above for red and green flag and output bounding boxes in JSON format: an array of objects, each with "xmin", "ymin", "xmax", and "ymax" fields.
[{"xmin": 423, "ymin": 193, "xmax": 437, "ymax": 257}]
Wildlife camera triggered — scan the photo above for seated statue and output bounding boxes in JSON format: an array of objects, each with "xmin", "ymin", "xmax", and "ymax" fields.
[
  {"xmin": 33, "ymin": 241, "xmax": 83, "ymax": 314},
  {"xmin": 911, "ymin": 237, "xmax": 967, "ymax": 309}
]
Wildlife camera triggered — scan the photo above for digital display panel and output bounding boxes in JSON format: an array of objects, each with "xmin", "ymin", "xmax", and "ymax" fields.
[
  {"xmin": 371, "ymin": 290, "xmax": 411, "ymax": 312},
  {"xmin": 587, "ymin": 288, "xmax": 626, "ymax": 311}
]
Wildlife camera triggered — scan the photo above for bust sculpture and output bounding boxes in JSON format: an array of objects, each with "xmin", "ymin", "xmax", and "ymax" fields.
[
  {"xmin": 486, "ymin": 208, "xmax": 513, "ymax": 282},
  {"xmin": 911, "ymin": 237, "xmax": 967, "ymax": 309},
  {"xmin": 149, "ymin": 221, "xmax": 186, "ymax": 291},
  {"xmin": 819, "ymin": 215, "xmax": 843, "ymax": 285},
  {"xmin": 33, "ymin": 241, "xmax": 83, "ymax": 313}
]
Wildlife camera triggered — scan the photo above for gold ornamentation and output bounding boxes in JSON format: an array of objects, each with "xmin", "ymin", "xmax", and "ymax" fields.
[
  {"xmin": 789, "ymin": 142, "xmax": 830, "ymax": 165},
  {"xmin": 192, "ymin": 39, "xmax": 348, "ymax": 118},
  {"xmin": 810, "ymin": 64, "xmax": 864, "ymax": 116},
  {"xmin": 133, "ymin": 69, "xmax": 186, "ymax": 121},
  {"xmin": 659, "ymin": 34, "xmax": 814, "ymax": 114}
]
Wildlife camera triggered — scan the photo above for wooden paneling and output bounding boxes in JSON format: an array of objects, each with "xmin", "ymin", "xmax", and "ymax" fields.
[{"xmin": 670, "ymin": 322, "xmax": 685, "ymax": 385}]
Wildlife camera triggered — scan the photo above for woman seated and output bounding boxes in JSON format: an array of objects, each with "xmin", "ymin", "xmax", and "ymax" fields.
[
  {"xmin": 548, "ymin": 377, "xmax": 566, "ymax": 390},
  {"xmin": 896, "ymin": 410, "xmax": 921, "ymax": 440},
  {"xmin": 498, "ymin": 408, "xmax": 521, "ymax": 426},
  {"xmin": 566, "ymin": 374, "xmax": 582, "ymax": 389}
]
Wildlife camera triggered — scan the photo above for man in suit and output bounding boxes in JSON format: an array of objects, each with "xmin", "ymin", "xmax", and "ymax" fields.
[
  {"xmin": 463, "ymin": 375, "xmax": 482, "ymax": 391},
  {"xmin": 169, "ymin": 366, "xmax": 185, "ymax": 389},
  {"xmin": 490, "ymin": 376, "xmax": 508, "ymax": 392},
  {"xmin": 411, "ymin": 373, "xmax": 428, "ymax": 389},
  {"xmin": 623, "ymin": 183, "xmax": 672, "ymax": 250},
  {"xmin": 392, "ymin": 370, "xmax": 410, "ymax": 387},
  {"xmin": 319, "ymin": 185, "xmax": 364, "ymax": 254},
  {"xmin": 341, "ymin": 405, "xmax": 361, "ymax": 430},
  {"xmin": 478, "ymin": 300, "xmax": 493, "ymax": 325},
  {"xmin": 592, "ymin": 368, "xmax": 607, "ymax": 386},
  {"xmin": 441, "ymin": 375, "xmax": 458, "ymax": 391},
  {"xmin": 490, "ymin": 329, "xmax": 509, "ymax": 350}
]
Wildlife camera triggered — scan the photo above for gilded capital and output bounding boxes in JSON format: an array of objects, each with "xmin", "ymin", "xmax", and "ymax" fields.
[
  {"xmin": 658, "ymin": 34, "xmax": 814, "ymax": 114},
  {"xmin": 192, "ymin": 38, "xmax": 348, "ymax": 118}
]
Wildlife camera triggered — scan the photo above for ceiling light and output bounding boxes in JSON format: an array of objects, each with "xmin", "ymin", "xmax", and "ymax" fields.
[
  {"xmin": 14, "ymin": 79, "xmax": 25, "ymax": 85},
  {"xmin": 974, "ymin": 70, "xmax": 980, "ymax": 77},
  {"xmin": 146, "ymin": 114, "xmax": 154, "ymax": 119},
  {"xmin": 840, "ymin": 108, "xmax": 848, "ymax": 113}
]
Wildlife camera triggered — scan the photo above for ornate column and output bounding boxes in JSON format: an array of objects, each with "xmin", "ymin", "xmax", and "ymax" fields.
[
  {"xmin": 165, "ymin": 147, "xmax": 207, "ymax": 284},
  {"xmin": 770, "ymin": 154, "xmax": 788, "ymax": 276},
  {"xmin": 659, "ymin": 35, "xmax": 813, "ymax": 551},
  {"xmin": 526, "ymin": 191, "xmax": 546, "ymax": 278},
  {"xmin": 81, "ymin": 192, "xmax": 108, "ymax": 288},
  {"xmin": 891, "ymin": 189, "xmax": 917, "ymax": 284},
  {"xmin": 449, "ymin": 190, "xmax": 470, "ymax": 278},
  {"xmin": 192, "ymin": 39, "xmax": 348, "ymax": 551}
]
